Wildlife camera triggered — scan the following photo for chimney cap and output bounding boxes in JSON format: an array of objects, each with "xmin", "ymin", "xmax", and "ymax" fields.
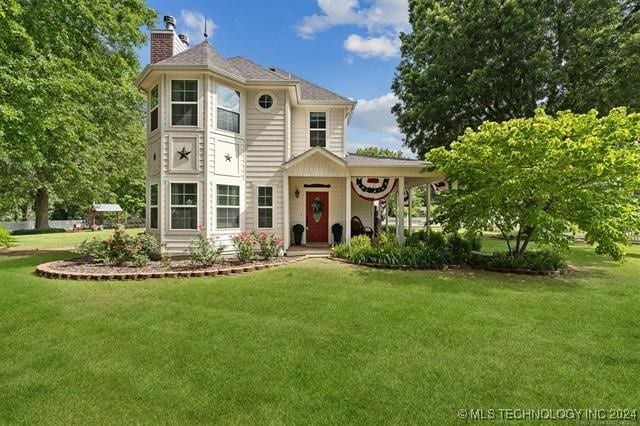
[
  {"xmin": 163, "ymin": 15, "xmax": 176, "ymax": 30},
  {"xmin": 178, "ymin": 34, "xmax": 189, "ymax": 46}
]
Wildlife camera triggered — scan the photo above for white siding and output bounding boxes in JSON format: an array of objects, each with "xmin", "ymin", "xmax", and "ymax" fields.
[
  {"xmin": 244, "ymin": 89, "xmax": 286, "ymax": 239},
  {"xmin": 291, "ymin": 107, "xmax": 346, "ymax": 158}
]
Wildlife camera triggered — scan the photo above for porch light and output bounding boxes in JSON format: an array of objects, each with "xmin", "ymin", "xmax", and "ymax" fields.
[{"xmin": 295, "ymin": 188, "xmax": 300, "ymax": 198}]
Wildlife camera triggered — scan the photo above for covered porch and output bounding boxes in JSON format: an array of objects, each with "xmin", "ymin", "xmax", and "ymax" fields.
[{"xmin": 281, "ymin": 147, "xmax": 443, "ymax": 251}]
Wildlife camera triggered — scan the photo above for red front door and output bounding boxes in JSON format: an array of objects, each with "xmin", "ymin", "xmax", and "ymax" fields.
[{"xmin": 306, "ymin": 192, "xmax": 329, "ymax": 243}]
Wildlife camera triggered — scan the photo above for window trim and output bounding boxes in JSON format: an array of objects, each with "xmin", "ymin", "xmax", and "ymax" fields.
[
  {"xmin": 170, "ymin": 79, "xmax": 199, "ymax": 128},
  {"xmin": 149, "ymin": 183, "xmax": 159, "ymax": 230},
  {"xmin": 216, "ymin": 83, "xmax": 241, "ymax": 134},
  {"xmin": 149, "ymin": 85, "xmax": 159, "ymax": 133},
  {"xmin": 256, "ymin": 185, "xmax": 275, "ymax": 229},
  {"xmin": 309, "ymin": 110, "xmax": 328, "ymax": 148},
  {"xmin": 169, "ymin": 182, "xmax": 199, "ymax": 231},
  {"xmin": 216, "ymin": 183, "xmax": 241, "ymax": 230},
  {"xmin": 255, "ymin": 91, "xmax": 276, "ymax": 113}
]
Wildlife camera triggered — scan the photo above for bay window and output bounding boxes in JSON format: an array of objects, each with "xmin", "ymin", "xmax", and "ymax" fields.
[
  {"xmin": 171, "ymin": 80, "xmax": 198, "ymax": 126},
  {"xmin": 170, "ymin": 183, "xmax": 197, "ymax": 229},
  {"xmin": 217, "ymin": 84, "xmax": 240, "ymax": 133}
]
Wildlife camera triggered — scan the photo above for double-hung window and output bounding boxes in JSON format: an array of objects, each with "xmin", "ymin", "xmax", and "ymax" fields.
[
  {"xmin": 150, "ymin": 85, "xmax": 159, "ymax": 131},
  {"xmin": 217, "ymin": 184, "xmax": 240, "ymax": 229},
  {"xmin": 257, "ymin": 186, "xmax": 274, "ymax": 229},
  {"xmin": 149, "ymin": 184, "xmax": 158, "ymax": 229},
  {"xmin": 171, "ymin": 80, "xmax": 198, "ymax": 126},
  {"xmin": 170, "ymin": 183, "xmax": 197, "ymax": 229},
  {"xmin": 310, "ymin": 112, "xmax": 326, "ymax": 147},
  {"xmin": 216, "ymin": 84, "xmax": 240, "ymax": 133}
]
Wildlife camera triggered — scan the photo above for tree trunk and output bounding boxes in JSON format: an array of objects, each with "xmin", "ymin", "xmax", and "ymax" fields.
[{"xmin": 34, "ymin": 187, "xmax": 50, "ymax": 229}]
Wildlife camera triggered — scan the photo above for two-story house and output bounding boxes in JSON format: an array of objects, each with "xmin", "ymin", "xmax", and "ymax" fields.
[{"xmin": 135, "ymin": 16, "xmax": 441, "ymax": 254}]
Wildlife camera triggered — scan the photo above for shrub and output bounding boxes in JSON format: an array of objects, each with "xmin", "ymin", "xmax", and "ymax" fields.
[
  {"xmin": 470, "ymin": 250, "xmax": 567, "ymax": 272},
  {"xmin": 464, "ymin": 230, "xmax": 482, "ymax": 251},
  {"xmin": 406, "ymin": 230, "xmax": 447, "ymax": 251},
  {"xmin": 77, "ymin": 227, "xmax": 157, "ymax": 266},
  {"xmin": 189, "ymin": 231, "xmax": 224, "ymax": 267},
  {"xmin": 347, "ymin": 235, "xmax": 373, "ymax": 263},
  {"xmin": 232, "ymin": 232, "xmax": 255, "ymax": 262},
  {"xmin": 447, "ymin": 233, "xmax": 472, "ymax": 262},
  {"xmin": 253, "ymin": 232, "xmax": 283, "ymax": 260},
  {"xmin": 0, "ymin": 226, "xmax": 12, "ymax": 248},
  {"xmin": 137, "ymin": 232, "xmax": 161, "ymax": 260},
  {"xmin": 12, "ymin": 228, "xmax": 66, "ymax": 235}
]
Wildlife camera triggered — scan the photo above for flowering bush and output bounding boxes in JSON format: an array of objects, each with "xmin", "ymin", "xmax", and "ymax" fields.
[
  {"xmin": 189, "ymin": 231, "xmax": 225, "ymax": 266},
  {"xmin": 253, "ymin": 232, "xmax": 283, "ymax": 260},
  {"xmin": 232, "ymin": 232, "xmax": 255, "ymax": 262},
  {"xmin": 0, "ymin": 226, "xmax": 12, "ymax": 248},
  {"xmin": 78, "ymin": 227, "xmax": 159, "ymax": 266}
]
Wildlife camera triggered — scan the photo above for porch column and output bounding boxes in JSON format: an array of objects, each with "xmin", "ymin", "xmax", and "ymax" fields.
[
  {"xmin": 396, "ymin": 176, "xmax": 405, "ymax": 244},
  {"xmin": 283, "ymin": 172, "xmax": 290, "ymax": 250},
  {"xmin": 426, "ymin": 183, "xmax": 431, "ymax": 232},
  {"xmin": 345, "ymin": 173, "xmax": 351, "ymax": 243}
]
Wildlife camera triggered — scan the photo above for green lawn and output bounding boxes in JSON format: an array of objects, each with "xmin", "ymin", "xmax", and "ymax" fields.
[
  {"xmin": 0, "ymin": 244, "xmax": 638, "ymax": 424},
  {"xmin": 8, "ymin": 228, "xmax": 144, "ymax": 250}
]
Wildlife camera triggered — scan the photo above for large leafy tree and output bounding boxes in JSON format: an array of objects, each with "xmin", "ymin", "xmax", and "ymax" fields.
[
  {"xmin": 0, "ymin": 1, "xmax": 155, "ymax": 228},
  {"xmin": 355, "ymin": 146, "xmax": 404, "ymax": 158},
  {"xmin": 427, "ymin": 108, "xmax": 640, "ymax": 259},
  {"xmin": 393, "ymin": 0, "xmax": 640, "ymax": 156}
]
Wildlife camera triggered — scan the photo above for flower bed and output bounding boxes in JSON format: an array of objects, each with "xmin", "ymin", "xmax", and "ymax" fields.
[
  {"xmin": 36, "ymin": 256, "xmax": 304, "ymax": 281},
  {"xmin": 332, "ymin": 233, "xmax": 568, "ymax": 276},
  {"xmin": 36, "ymin": 227, "xmax": 293, "ymax": 281}
]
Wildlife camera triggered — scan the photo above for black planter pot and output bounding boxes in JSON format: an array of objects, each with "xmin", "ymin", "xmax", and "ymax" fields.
[
  {"xmin": 332, "ymin": 232, "xmax": 341, "ymax": 245},
  {"xmin": 292, "ymin": 224, "xmax": 304, "ymax": 245}
]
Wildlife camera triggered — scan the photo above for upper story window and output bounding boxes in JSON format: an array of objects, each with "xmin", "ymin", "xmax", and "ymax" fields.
[
  {"xmin": 217, "ymin": 84, "xmax": 240, "ymax": 133},
  {"xmin": 310, "ymin": 112, "xmax": 326, "ymax": 147},
  {"xmin": 171, "ymin": 80, "xmax": 198, "ymax": 126},
  {"xmin": 150, "ymin": 85, "xmax": 159, "ymax": 131},
  {"xmin": 256, "ymin": 92, "xmax": 274, "ymax": 112}
]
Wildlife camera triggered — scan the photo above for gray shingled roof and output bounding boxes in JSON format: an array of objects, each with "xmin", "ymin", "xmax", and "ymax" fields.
[
  {"xmin": 270, "ymin": 67, "xmax": 353, "ymax": 102},
  {"xmin": 153, "ymin": 41, "xmax": 353, "ymax": 103},
  {"xmin": 156, "ymin": 41, "xmax": 243, "ymax": 79},
  {"xmin": 345, "ymin": 153, "xmax": 428, "ymax": 167},
  {"xmin": 227, "ymin": 57, "xmax": 287, "ymax": 81}
]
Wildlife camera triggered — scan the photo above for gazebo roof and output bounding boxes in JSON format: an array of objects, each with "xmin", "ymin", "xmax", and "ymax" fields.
[{"xmin": 91, "ymin": 203, "xmax": 122, "ymax": 212}]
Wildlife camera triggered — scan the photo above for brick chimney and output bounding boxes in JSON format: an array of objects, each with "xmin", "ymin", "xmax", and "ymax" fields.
[{"xmin": 150, "ymin": 15, "xmax": 189, "ymax": 64}]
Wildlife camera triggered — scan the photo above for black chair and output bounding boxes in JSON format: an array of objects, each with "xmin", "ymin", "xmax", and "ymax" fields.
[{"xmin": 351, "ymin": 216, "xmax": 373, "ymax": 238}]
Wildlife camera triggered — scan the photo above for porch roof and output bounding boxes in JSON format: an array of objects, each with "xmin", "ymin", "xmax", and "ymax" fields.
[{"xmin": 282, "ymin": 147, "xmax": 443, "ymax": 182}]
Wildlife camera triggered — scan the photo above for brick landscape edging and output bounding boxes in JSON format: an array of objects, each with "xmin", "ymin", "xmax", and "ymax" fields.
[
  {"xmin": 329, "ymin": 256, "xmax": 567, "ymax": 276},
  {"xmin": 36, "ymin": 256, "xmax": 307, "ymax": 281}
]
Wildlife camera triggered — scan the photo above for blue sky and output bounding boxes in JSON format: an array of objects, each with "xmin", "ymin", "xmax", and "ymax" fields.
[{"xmin": 139, "ymin": 0, "xmax": 412, "ymax": 157}]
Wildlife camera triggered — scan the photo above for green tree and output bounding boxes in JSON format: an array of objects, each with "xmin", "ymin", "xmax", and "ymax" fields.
[
  {"xmin": 393, "ymin": 0, "xmax": 640, "ymax": 156},
  {"xmin": 0, "ymin": 1, "xmax": 155, "ymax": 228},
  {"xmin": 355, "ymin": 146, "xmax": 404, "ymax": 158},
  {"xmin": 427, "ymin": 108, "xmax": 640, "ymax": 259}
]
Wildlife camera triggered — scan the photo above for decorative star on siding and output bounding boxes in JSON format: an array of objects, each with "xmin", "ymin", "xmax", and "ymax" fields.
[
  {"xmin": 224, "ymin": 153, "xmax": 232, "ymax": 162},
  {"xmin": 177, "ymin": 146, "xmax": 191, "ymax": 160}
]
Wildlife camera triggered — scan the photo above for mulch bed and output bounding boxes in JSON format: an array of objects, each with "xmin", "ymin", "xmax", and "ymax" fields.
[{"xmin": 37, "ymin": 256, "xmax": 306, "ymax": 281}]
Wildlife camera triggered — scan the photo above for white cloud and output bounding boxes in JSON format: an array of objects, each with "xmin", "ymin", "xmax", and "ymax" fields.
[
  {"xmin": 350, "ymin": 92, "xmax": 400, "ymax": 134},
  {"xmin": 179, "ymin": 10, "xmax": 217, "ymax": 45},
  {"xmin": 296, "ymin": 0, "xmax": 408, "ymax": 59},
  {"xmin": 344, "ymin": 34, "xmax": 400, "ymax": 58}
]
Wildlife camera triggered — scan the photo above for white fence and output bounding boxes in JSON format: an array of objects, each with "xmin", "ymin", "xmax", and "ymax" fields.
[{"xmin": 0, "ymin": 220, "xmax": 85, "ymax": 232}]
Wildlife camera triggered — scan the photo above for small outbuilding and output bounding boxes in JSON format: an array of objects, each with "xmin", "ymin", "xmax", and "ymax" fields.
[{"xmin": 90, "ymin": 203, "xmax": 123, "ymax": 227}]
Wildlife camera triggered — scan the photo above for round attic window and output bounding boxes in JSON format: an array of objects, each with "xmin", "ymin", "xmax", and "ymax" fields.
[{"xmin": 256, "ymin": 93, "xmax": 274, "ymax": 111}]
